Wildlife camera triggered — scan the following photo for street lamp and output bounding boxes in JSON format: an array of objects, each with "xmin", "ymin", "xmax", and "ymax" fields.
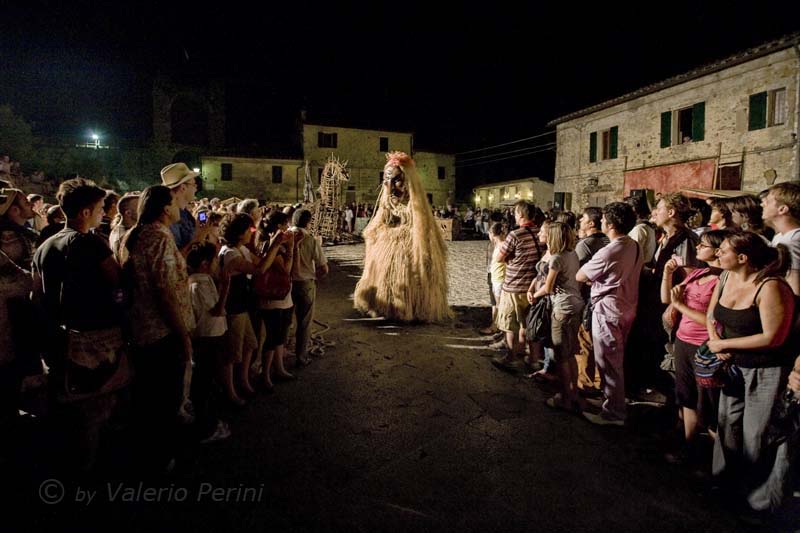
[{"xmin": 90, "ymin": 133, "xmax": 100, "ymax": 149}]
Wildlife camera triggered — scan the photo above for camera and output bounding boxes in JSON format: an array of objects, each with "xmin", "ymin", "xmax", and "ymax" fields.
[{"xmin": 198, "ymin": 211, "xmax": 208, "ymax": 224}]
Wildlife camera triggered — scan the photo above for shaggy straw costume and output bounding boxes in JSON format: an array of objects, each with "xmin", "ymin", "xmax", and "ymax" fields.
[{"xmin": 354, "ymin": 152, "xmax": 452, "ymax": 322}]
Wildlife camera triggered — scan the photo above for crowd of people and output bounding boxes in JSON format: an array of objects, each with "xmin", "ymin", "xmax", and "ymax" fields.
[
  {"xmin": 0, "ymin": 162, "xmax": 328, "ymax": 476},
  {"xmin": 479, "ymin": 185, "xmax": 800, "ymax": 517}
]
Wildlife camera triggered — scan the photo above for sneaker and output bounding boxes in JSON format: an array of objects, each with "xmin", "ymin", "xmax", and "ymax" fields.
[
  {"xmin": 201, "ymin": 420, "xmax": 232, "ymax": 444},
  {"xmin": 582, "ymin": 411, "xmax": 624, "ymax": 426}
]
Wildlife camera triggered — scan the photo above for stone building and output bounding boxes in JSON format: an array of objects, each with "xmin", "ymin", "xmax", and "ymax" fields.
[
  {"xmin": 199, "ymin": 155, "xmax": 304, "ymax": 203},
  {"xmin": 549, "ymin": 33, "xmax": 800, "ymax": 210},
  {"xmin": 472, "ymin": 177, "xmax": 554, "ymax": 210},
  {"xmin": 301, "ymin": 123, "xmax": 455, "ymax": 207}
]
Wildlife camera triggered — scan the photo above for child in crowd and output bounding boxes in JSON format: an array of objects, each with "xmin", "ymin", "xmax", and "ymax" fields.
[
  {"xmin": 187, "ymin": 242, "xmax": 232, "ymax": 443},
  {"xmin": 484, "ymin": 223, "xmax": 508, "ymax": 345}
]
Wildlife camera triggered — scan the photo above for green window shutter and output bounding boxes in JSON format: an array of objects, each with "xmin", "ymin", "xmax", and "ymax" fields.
[
  {"xmin": 609, "ymin": 126, "xmax": 618, "ymax": 159},
  {"xmin": 748, "ymin": 92, "xmax": 767, "ymax": 131},
  {"xmin": 589, "ymin": 132, "xmax": 597, "ymax": 163},
  {"xmin": 660, "ymin": 111, "xmax": 672, "ymax": 148},
  {"xmin": 692, "ymin": 101, "xmax": 705, "ymax": 141}
]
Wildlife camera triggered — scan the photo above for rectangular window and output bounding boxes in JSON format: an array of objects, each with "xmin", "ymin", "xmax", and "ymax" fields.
[
  {"xmin": 272, "ymin": 165, "xmax": 283, "ymax": 184},
  {"xmin": 379, "ymin": 171, "xmax": 384, "ymax": 185},
  {"xmin": 590, "ymin": 126, "xmax": 618, "ymax": 161},
  {"xmin": 437, "ymin": 166, "xmax": 446, "ymax": 180},
  {"xmin": 221, "ymin": 163, "xmax": 233, "ymax": 181},
  {"xmin": 379, "ymin": 137, "xmax": 389, "ymax": 152},
  {"xmin": 661, "ymin": 102, "xmax": 705, "ymax": 147},
  {"xmin": 717, "ymin": 165, "xmax": 742, "ymax": 190},
  {"xmin": 318, "ymin": 132, "xmax": 338, "ymax": 148},
  {"xmin": 750, "ymin": 88, "xmax": 787, "ymax": 130},
  {"xmin": 769, "ymin": 88, "xmax": 786, "ymax": 126}
]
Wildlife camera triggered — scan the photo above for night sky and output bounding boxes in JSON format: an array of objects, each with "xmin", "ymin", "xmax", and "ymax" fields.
[{"xmin": 2, "ymin": 1, "xmax": 799, "ymax": 191}]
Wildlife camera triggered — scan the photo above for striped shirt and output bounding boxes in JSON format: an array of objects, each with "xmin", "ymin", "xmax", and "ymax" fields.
[{"xmin": 500, "ymin": 224, "xmax": 541, "ymax": 293}]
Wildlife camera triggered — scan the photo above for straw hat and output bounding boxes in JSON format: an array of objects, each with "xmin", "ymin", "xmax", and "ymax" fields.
[{"xmin": 160, "ymin": 163, "xmax": 199, "ymax": 189}]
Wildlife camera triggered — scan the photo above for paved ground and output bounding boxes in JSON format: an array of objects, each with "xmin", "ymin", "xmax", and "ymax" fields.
[{"xmin": 8, "ymin": 240, "xmax": 800, "ymax": 532}]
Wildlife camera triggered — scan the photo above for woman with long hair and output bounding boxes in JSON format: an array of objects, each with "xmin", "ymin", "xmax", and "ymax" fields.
[
  {"xmin": 121, "ymin": 185, "xmax": 194, "ymax": 473},
  {"xmin": 706, "ymin": 231, "xmax": 795, "ymax": 512},
  {"xmin": 529, "ymin": 222, "xmax": 584, "ymax": 411}
]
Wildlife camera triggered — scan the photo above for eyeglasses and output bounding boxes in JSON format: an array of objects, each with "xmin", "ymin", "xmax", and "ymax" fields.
[{"xmin": 697, "ymin": 242, "xmax": 713, "ymax": 249}]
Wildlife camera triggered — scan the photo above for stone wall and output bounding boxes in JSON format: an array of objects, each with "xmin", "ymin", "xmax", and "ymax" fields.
[
  {"xmin": 554, "ymin": 47, "xmax": 800, "ymax": 209},
  {"xmin": 302, "ymin": 124, "xmax": 414, "ymax": 205},
  {"xmin": 413, "ymin": 151, "xmax": 456, "ymax": 207},
  {"xmin": 200, "ymin": 156, "xmax": 304, "ymax": 203}
]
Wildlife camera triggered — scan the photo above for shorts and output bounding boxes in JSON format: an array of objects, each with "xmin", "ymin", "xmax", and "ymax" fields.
[
  {"xmin": 496, "ymin": 290, "xmax": 530, "ymax": 332},
  {"xmin": 225, "ymin": 313, "xmax": 258, "ymax": 364},
  {"xmin": 550, "ymin": 310, "xmax": 581, "ymax": 364}
]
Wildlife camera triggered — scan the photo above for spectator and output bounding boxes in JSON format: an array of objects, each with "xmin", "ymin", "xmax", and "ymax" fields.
[
  {"xmin": 290, "ymin": 208, "xmax": 328, "ymax": 367},
  {"xmin": 26, "ymin": 193, "xmax": 46, "ymax": 232},
  {"xmin": 577, "ymin": 202, "xmax": 642, "ymax": 425},
  {"xmin": 161, "ymin": 163, "xmax": 206, "ymax": 253},
  {"xmin": 625, "ymin": 195, "xmax": 657, "ymax": 265},
  {"xmin": 120, "ymin": 185, "xmax": 195, "ymax": 473},
  {"xmin": 660, "ymin": 229, "xmax": 729, "ymax": 465},
  {"xmin": 530, "ymin": 221, "xmax": 584, "ymax": 412},
  {"xmin": 708, "ymin": 197, "xmax": 734, "ymax": 230},
  {"xmin": 761, "ymin": 182, "xmax": 800, "ymax": 295},
  {"xmin": 574, "ymin": 207, "xmax": 609, "ymax": 392},
  {"xmin": 256, "ymin": 212, "xmax": 297, "ymax": 389},
  {"xmin": 345, "ymin": 204, "xmax": 355, "ymax": 233},
  {"xmin": 688, "ymin": 197, "xmax": 712, "ymax": 236},
  {"xmin": 726, "ymin": 195, "xmax": 769, "ymax": 238},
  {"xmin": 97, "ymin": 190, "xmax": 119, "ymax": 241},
  {"xmin": 36, "ymin": 205, "xmax": 66, "ymax": 247},
  {"xmin": 481, "ymin": 222, "xmax": 507, "ymax": 337},
  {"xmin": 187, "ymin": 242, "xmax": 232, "ymax": 443},
  {"xmin": 32, "ymin": 178, "xmax": 122, "ymax": 472},
  {"xmin": 492, "ymin": 201, "xmax": 542, "ymax": 371},
  {"xmin": 218, "ymin": 214, "xmax": 259, "ymax": 405},
  {"xmin": 0, "ymin": 188, "xmax": 38, "ymax": 430},
  {"xmin": 707, "ymin": 232, "xmax": 795, "ymax": 512},
  {"xmin": 109, "ymin": 193, "xmax": 139, "ymax": 263}
]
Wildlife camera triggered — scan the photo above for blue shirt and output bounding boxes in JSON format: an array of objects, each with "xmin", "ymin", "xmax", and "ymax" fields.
[{"xmin": 170, "ymin": 209, "xmax": 196, "ymax": 249}]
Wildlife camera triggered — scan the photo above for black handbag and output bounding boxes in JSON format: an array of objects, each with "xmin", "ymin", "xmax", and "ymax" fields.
[
  {"xmin": 525, "ymin": 295, "xmax": 552, "ymax": 345},
  {"xmin": 765, "ymin": 389, "xmax": 800, "ymax": 446}
]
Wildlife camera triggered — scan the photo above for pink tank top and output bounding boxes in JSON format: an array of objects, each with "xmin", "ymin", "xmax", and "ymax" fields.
[{"xmin": 675, "ymin": 268, "xmax": 719, "ymax": 346}]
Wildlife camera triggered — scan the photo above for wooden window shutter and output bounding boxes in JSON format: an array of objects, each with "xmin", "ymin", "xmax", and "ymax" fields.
[
  {"xmin": 609, "ymin": 126, "xmax": 618, "ymax": 159},
  {"xmin": 589, "ymin": 132, "xmax": 597, "ymax": 163},
  {"xmin": 748, "ymin": 92, "xmax": 767, "ymax": 130},
  {"xmin": 691, "ymin": 102, "xmax": 705, "ymax": 141},
  {"xmin": 318, "ymin": 132, "xmax": 324, "ymax": 146},
  {"xmin": 660, "ymin": 111, "xmax": 671, "ymax": 148}
]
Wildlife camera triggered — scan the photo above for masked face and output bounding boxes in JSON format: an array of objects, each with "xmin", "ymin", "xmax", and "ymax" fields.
[{"xmin": 383, "ymin": 165, "xmax": 408, "ymax": 205}]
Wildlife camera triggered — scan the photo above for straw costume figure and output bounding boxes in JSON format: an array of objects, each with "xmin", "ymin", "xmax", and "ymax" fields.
[{"xmin": 354, "ymin": 152, "xmax": 452, "ymax": 322}]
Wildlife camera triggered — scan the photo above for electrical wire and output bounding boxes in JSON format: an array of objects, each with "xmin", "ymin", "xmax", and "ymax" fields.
[
  {"xmin": 454, "ymin": 130, "xmax": 556, "ymax": 155},
  {"xmin": 457, "ymin": 142, "xmax": 556, "ymax": 164},
  {"xmin": 455, "ymin": 146, "xmax": 556, "ymax": 168}
]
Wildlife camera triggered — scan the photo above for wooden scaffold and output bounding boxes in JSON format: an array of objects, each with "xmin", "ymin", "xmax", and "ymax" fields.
[{"xmin": 308, "ymin": 154, "xmax": 352, "ymax": 242}]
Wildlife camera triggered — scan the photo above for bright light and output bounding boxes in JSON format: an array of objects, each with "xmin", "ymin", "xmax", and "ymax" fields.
[
  {"xmin": 193, "ymin": 168, "xmax": 200, "ymax": 173},
  {"xmin": 528, "ymin": 191, "xmax": 533, "ymax": 198},
  {"xmin": 488, "ymin": 194, "xmax": 494, "ymax": 201},
  {"xmin": 91, "ymin": 134, "xmax": 99, "ymax": 141}
]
